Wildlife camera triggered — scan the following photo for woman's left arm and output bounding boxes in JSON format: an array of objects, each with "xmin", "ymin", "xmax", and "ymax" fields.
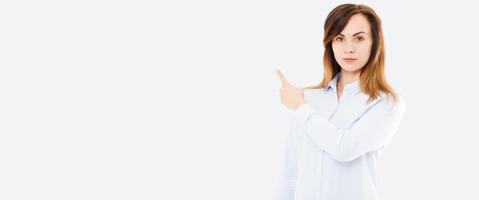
[{"xmin": 293, "ymin": 97, "xmax": 406, "ymax": 162}]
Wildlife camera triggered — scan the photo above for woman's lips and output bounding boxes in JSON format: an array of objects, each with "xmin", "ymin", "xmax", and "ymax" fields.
[{"xmin": 343, "ymin": 58, "xmax": 357, "ymax": 63}]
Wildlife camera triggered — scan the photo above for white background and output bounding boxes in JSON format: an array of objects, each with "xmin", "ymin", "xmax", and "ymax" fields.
[{"xmin": 1, "ymin": 0, "xmax": 478, "ymax": 199}]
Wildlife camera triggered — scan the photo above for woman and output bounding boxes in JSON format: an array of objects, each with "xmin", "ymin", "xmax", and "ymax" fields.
[{"xmin": 274, "ymin": 4, "xmax": 405, "ymax": 200}]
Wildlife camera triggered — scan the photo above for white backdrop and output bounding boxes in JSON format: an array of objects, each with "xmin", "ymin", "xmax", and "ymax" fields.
[{"xmin": 1, "ymin": 0, "xmax": 478, "ymax": 199}]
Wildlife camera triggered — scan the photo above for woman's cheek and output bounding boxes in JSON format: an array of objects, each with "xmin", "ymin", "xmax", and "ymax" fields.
[{"xmin": 360, "ymin": 46, "xmax": 372, "ymax": 64}]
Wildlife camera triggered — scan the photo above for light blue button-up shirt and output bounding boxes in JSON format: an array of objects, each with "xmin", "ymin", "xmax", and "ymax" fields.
[{"xmin": 274, "ymin": 72, "xmax": 406, "ymax": 200}]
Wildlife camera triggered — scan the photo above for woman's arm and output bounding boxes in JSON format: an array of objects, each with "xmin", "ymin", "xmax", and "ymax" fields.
[
  {"xmin": 292, "ymin": 96, "xmax": 406, "ymax": 162},
  {"xmin": 274, "ymin": 118, "xmax": 300, "ymax": 200}
]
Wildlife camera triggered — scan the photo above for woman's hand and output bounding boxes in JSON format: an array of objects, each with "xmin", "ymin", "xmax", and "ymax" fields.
[{"xmin": 276, "ymin": 69, "xmax": 305, "ymax": 111}]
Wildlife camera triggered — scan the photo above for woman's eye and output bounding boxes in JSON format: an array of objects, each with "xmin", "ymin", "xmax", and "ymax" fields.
[
  {"xmin": 335, "ymin": 37, "xmax": 344, "ymax": 42},
  {"xmin": 356, "ymin": 36, "xmax": 364, "ymax": 41}
]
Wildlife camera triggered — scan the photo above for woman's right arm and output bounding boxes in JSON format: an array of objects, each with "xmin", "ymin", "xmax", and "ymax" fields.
[{"xmin": 273, "ymin": 118, "xmax": 300, "ymax": 200}]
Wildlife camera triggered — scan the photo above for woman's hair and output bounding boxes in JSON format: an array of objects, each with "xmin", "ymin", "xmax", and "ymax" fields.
[{"xmin": 305, "ymin": 4, "xmax": 398, "ymax": 103}]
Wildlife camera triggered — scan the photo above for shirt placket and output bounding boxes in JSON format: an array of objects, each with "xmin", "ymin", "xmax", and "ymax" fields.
[{"xmin": 316, "ymin": 90, "xmax": 349, "ymax": 200}]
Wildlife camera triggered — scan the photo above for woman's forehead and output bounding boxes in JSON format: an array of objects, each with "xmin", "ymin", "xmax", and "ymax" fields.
[{"xmin": 340, "ymin": 14, "xmax": 371, "ymax": 36}]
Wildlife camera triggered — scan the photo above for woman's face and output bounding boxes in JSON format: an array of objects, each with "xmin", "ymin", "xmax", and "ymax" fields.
[{"xmin": 332, "ymin": 14, "xmax": 373, "ymax": 73}]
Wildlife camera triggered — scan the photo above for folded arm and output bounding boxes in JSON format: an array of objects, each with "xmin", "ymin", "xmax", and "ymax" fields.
[{"xmin": 292, "ymin": 97, "xmax": 406, "ymax": 162}]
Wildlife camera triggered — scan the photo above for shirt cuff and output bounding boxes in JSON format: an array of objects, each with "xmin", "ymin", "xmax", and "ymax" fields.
[{"xmin": 293, "ymin": 103, "xmax": 315, "ymax": 127}]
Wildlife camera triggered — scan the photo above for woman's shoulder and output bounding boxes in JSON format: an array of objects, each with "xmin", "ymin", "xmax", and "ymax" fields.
[
  {"xmin": 377, "ymin": 92, "xmax": 406, "ymax": 112},
  {"xmin": 303, "ymin": 88, "xmax": 326, "ymax": 100},
  {"xmin": 303, "ymin": 88, "xmax": 326, "ymax": 95}
]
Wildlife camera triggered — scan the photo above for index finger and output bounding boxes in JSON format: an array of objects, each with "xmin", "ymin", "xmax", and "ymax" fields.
[{"xmin": 276, "ymin": 69, "xmax": 288, "ymax": 87}]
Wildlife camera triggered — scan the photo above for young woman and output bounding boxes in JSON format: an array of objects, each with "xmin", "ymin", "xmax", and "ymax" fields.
[{"xmin": 274, "ymin": 4, "xmax": 405, "ymax": 200}]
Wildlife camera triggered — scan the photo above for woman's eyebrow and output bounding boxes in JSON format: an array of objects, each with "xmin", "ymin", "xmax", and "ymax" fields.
[{"xmin": 337, "ymin": 31, "xmax": 368, "ymax": 37}]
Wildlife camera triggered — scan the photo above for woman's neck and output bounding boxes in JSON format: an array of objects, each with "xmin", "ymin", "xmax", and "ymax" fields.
[{"xmin": 338, "ymin": 70, "xmax": 360, "ymax": 89}]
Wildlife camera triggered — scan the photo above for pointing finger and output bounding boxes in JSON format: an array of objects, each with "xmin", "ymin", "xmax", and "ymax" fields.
[{"xmin": 276, "ymin": 69, "xmax": 289, "ymax": 87}]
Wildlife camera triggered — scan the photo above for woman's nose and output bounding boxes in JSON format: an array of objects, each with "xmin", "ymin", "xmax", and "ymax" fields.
[{"xmin": 344, "ymin": 42, "xmax": 355, "ymax": 53}]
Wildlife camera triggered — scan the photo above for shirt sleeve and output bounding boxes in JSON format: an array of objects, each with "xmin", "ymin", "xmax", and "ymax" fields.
[
  {"xmin": 273, "ymin": 118, "xmax": 299, "ymax": 200},
  {"xmin": 292, "ymin": 96, "xmax": 406, "ymax": 162}
]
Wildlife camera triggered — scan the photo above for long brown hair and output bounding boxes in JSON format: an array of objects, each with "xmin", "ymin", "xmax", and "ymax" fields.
[{"xmin": 305, "ymin": 4, "xmax": 398, "ymax": 103}]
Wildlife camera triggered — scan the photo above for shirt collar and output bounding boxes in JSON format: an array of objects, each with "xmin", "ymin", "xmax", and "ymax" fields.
[{"xmin": 325, "ymin": 72, "xmax": 361, "ymax": 95}]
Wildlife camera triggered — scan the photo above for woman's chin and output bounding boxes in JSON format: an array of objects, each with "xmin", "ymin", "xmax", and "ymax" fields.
[{"xmin": 340, "ymin": 65, "xmax": 362, "ymax": 72}]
